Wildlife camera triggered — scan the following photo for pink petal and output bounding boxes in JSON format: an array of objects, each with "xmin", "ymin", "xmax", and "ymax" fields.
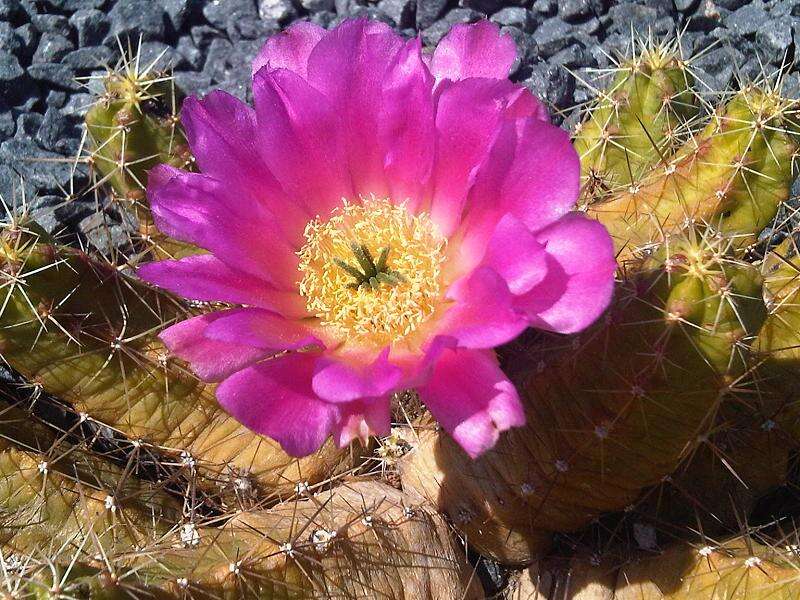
[
  {"xmin": 137, "ymin": 255, "xmax": 308, "ymax": 318},
  {"xmin": 251, "ymin": 21, "xmax": 325, "ymax": 78},
  {"xmin": 418, "ymin": 346, "xmax": 524, "ymax": 459},
  {"xmin": 159, "ymin": 312, "xmax": 272, "ymax": 382},
  {"xmin": 333, "ymin": 397, "xmax": 391, "ymax": 447},
  {"xmin": 429, "ymin": 78, "xmax": 515, "ymax": 236},
  {"xmin": 204, "ymin": 307, "xmax": 321, "ymax": 350},
  {"xmin": 515, "ymin": 213, "xmax": 617, "ymax": 334},
  {"xmin": 436, "ymin": 266, "xmax": 528, "ymax": 349},
  {"xmin": 430, "ymin": 20, "xmax": 517, "ymax": 83},
  {"xmin": 305, "ymin": 19, "xmax": 405, "ymax": 197},
  {"xmin": 147, "ymin": 165, "xmax": 299, "ymax": 290},
  {"xmin": 253, "ymin": 67, "xmax": 354, "ymax": 218},
  {"xmin": 216, "ymin": 354, "xmax": 337, "ymax": 457},
  {"xmin": 380, "ymin": 37, "xmax": 435, "ymax": 209},
  {"xmin": 180, "ymin": 92, "xmax": 309, "ymax": 243},
  {"xmin": 312, "ymin": 348, "xmax": 403, "ymax": 403},
  {"xmin": 498, "ymin": 118, "xmax": 581, "ymax": 233},
  {"xmin": 480, "ymin": 213, "xmax": 549, "ymax": 295}
]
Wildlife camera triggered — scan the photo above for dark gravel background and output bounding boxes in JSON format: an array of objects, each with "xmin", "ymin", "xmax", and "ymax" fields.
[{"xmin": 0, "ymin": 0, "xmax": 799, "ymax": 243}]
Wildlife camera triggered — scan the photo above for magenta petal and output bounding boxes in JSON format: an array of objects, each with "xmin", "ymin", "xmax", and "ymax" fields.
[
  {"xmin": 499, "ymin": 118, "xmax": 581, "ymax": 233},
  {"xmin": 333, "ymin": 397, "xmax": 391, "ymax": 447},
  {"xmin": 380, "ymin": 37, "xmax": 435, "ymax": 209},
  {"xmin": 515, "ymin": 213, "xmax": 617, "ymax": 334},
  {"xmin": 430, "ymin": 20, "xmax": 516, "ymax": 83},
  {"xmin": 146, "ymin": 165, "xmax": 299, "ymax": 289},
  {"xmin": 204, "ymin": 307, "xmax": 321, "ymax": 350},
  {"xmin": 481, "ymin": 213, "xmax": 549, "ymax": 295},
  {"xmin": 438, "ymin": 266, "xmax": 528, "ymax": 349},
  {"xmin": 312, "ymin": 348, "xmax": 403, "ymax": 403},
  {"xmin": 253, "ymin": 67, "xmax": 353, "ymax": 218},
  {"xmin": 305, "ymin": 19, "xmax": 406, "ymax": 196},
  {"xmin": 251, "ymin": 21, "xmax": 325, "ymax": 78},
  {"xmin": 429, "ymin": 78, "xmax": 514, "ymax": 236},
  {"xmin": 216, "ymin": 354, "xmax": 337, "ymax": 457},
  {"xmin": 159, "ymin": 312, "xmax": 272, "ymax": 382},
  {"xmin": 419, "ymin": 347, "xmax": 524, "ymax": 459},
  {"xmin": 137, "ymin": 255, "xmax": 307, "ymax": 318}
]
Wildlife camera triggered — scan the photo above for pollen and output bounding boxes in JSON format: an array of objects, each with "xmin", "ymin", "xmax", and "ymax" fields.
[{"xmin": 297, "ymin": 198, "xmax": 447, "ymax": 346}]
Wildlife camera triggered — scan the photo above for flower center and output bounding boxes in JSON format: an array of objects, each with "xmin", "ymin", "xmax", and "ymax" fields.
[{"xmin": 297, "ymin": 198, "xmax": 447, "ymax": 346}]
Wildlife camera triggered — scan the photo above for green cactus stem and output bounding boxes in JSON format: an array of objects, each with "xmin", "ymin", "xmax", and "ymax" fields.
[{"xmin": 587, "ymin": 86, "xmax": 800, "ymax": 263}]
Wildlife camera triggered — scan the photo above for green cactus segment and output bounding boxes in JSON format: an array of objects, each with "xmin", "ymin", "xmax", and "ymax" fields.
[
  {"xmin": 86, "ymin": 69, "xmax": 190, "ymax": 200},
  {"xmin": 0, "ymin": 225, "xmax": 353, "ymax": 502},
  {"xmin": 399, "ymin": 229, "xmax": 766, "ymax": 564},
  {"xmin": 0, "ymin": 446, "xmax": 481, "ymax": 600},
  {"xmin": 614, "ymin": 537, "xmax": 800, "ymax": 599},
  {"xmin": 588, "ymin": 87, "xmax": 800, "ymax": 260},
  {"xmin": 575, "ymin": 39, "xmax": 698, "ymax": 200}
]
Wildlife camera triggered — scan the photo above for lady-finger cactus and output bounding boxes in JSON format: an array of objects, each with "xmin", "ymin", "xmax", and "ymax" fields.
[
  {"xmin": 575, "ymin": 35, "xmax": 699, "ymax": 201},
  {"xmin": 0, "ymin": 220, "xmax": 356, "ymax": 507},
  {"xmin": 398, "ymin": 227, "xmax": 766, "ymax": 564},
  {"xmin": 587, "ymin": 86, "xmax": 800, "ymax": 261}
]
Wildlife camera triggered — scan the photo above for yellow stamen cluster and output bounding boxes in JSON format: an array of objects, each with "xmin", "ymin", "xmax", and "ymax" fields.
[{"xmin": 297, "ymin": 198, "xmax": 447, "ymax": 346}]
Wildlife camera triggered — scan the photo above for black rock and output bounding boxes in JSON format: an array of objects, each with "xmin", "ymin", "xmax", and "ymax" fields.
[
  {"xmin": 532, "ymin": 17, "xmax": 576, "ymax": 56},
  {"xmin": 14, "ymin": 112, "xmax": 42, "ymax": 139},
  {"xmin": 691, "ymin": 45, "xmax": 743, "ymax": 90},
  {"xmin": 725, "ymin": 2, "xmax": 768, "ymax": 36},
  {"xmin": 45, "ymin": 90, "xmax": 67, "ymax": 107},
  {"xmin": 174, "ymin": 70, "xmax": 212, "ymax": 96},
  {"xmin": 35, "ymin": 107, "xmax": 69, "ymax": 152},
  {"xmin": 258, "ymin": 0, "xmax": 296, "ymax": 22},
  {"xmin": 531, "ymin": 0, "xmax": 556, "ymax": 16},
  {"xmin": 62, "ymin": 92, "xmax": 92, "ymax": 118},
  {"xmin": 138, "ymin": 40, "xmax": 187, "ymax": 69},
  {"xmin": 0, "ymin": 22, "xmax": 22, "ymax": 57},
  {"xmin": 490, "ymin": 6, "xmax": 529, "ymax": 28},
  {"xmin": 176, "ymin": 34, "xmax": 204, "ymax": 69},
  {"xmin": 202, "ymin": 37, "xmax": 233, "ymax": 82},
  {"xmin": 459, "ymin": 0, "xmax": 503, "ymax": 16},
  {"xmin": 377, "ymin": 0, "xmax": 415, "ymax": 29},
  {"xmin": 27, "ymin": 63, "xmax": 81, "ymax": 91},
  {"xmin": 499, "ymin": 25, "xmax": 528, "ymax": 76},
  {"xmin": 204, "ymin": 0, "xmax": 257, "ymax": 29},
  {"xmin": 0, "ymin": 137, "xmax": 76, "ymax": 193},
  {"xmin": 301, "ymin": 0, "xmax": 334, "ymax": 11},
  {"xmin": 32, "ymin": 32, "xmax": 75, "ymax": 64},
  {"xmin": 755, "ymin": 18, "xmax": 792, "ymax": 57},
  {"xmin": 416, "ymin": 0, "xmax": 448, "ymax": 29},
  {"xmin": 159, "ymin": 0, "xmax": 191, "ymax": 31},
  {"xmin": 227, "ymin": 12, "xmax": 277, "ymax": 41},
  {"xmin": 69, "ymin": 9, "xmax": 110, "ymax": 47},
  {"xmin": 107, "ymin": 0, "xmax": 167, "ymax": 43},
  {"xmin": 214, "ymin": 75, "xmax": 250, "ymax": 101},
  {"xmin": 30, "ymin": 15, "xmax": 71, "ymax": 38},
  {"xmin": 605, "ymin": 4, "xmax": 659, "ymax": 33},
  {"xmin": 343, "ymin": 6, "xmax": 394, "ymax": 25},
  {"xmin": 559, "ymin": 0, "xmax": 593, "ymax": 22},
  {"xmin": 13, "ymin": 24, "xmax": 37, "ymax": 61},
  {"xmin": 190, "ymin": 24, "xmax": 224, "ymax": 51},
  {"xmin": 309, "ymin": 10, "xmax": 337, "ymax": 26},
  {"xmin": 62, "ymin": 45, "xmax": 115, "ymax": 69},
  {"xmin": 42, "ymin": 0, "xmax": 104, "ymax": 9},
  {"xmin": 524, "ymin": 61, "xmax": 575, "ymax": 110},
  {"xmin": 0, "ymin": 51, "xmax": 24, "ymax": 93},
  {"xmin": 674, "ymin": 0, "xmax": 698, "ymax": 11},
  {"xmin": 422, "ymin": 8, "xmax": 482, "ymax": 45},
  {"xmin": 0, "ymin": 108, "xmax": 13, "ymax": 139},
  {"xmin": 716, "ymin": 0, "xmax": 748, "ymax": 9},
  {"xmin": 0, "ymin": 0, "xmax": 25, "ymax": 23}
]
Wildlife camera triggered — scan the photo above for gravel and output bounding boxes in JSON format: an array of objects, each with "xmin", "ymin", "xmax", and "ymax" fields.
[{"xmin": 0, "ymin": 0, "xmax": 799, "ymax": 237}]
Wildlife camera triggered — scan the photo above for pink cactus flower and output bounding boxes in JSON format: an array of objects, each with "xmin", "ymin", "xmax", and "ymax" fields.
[{"xmin": 138, "ymin": 19, "xmax": 617, "ymax": 459}]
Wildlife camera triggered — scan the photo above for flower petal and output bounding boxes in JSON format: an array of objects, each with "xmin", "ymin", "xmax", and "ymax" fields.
[
  {"xmin": 305, "ymin": 19, "xmax": 406, "ymax": 197},
  {"xmin": 436, "ymin": 266, "xmax": 528, "ymax": 349},
  {"xmin": 430, "ymin": 20, "xmax": 517, "ymax": 83},
  {"xmin": 159, "ymin": 311, "xmax": 272, "ymax": 382},
  {"xmin": 216, "ymin": 354, "xmax": 337, "ymax": 457},
  {"xmin": 253, "ymin": 67, "xmax": 354, "ymax": 218},
  {"xmin": 147, "ymin": 165, "xmax": 299, "ymax": 289},
  {"xmin": 515, "ymin": 213, "xmax": 617, "ymax": 334},
  {"xmin": 138, "ymin": 255, "xmax": 308, "ymax": 318},
  {"xmin": 333, "ymin": 397, "xmax": 391, "ymax": 447},
  {"xmin": 312, "ymin": 348, "xmax": 403, "ymax": 403},
  {"xmin": 204, "ymin": 307, "xmax": 321, "ymax": 350},
  {"xmin": 418, "ymin": 346, "xmax": 524, "ymax": 459},
  {"xmin": 251, "ymin": 21, "xmax": 325, "ymax": 78},
  {"xmin": 480, "ymin": 213, "xmax": 549, "ymax": 296},
  {"xmin": 181, "ymin": 92, "xmax": 309, "ymax": 242}
]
